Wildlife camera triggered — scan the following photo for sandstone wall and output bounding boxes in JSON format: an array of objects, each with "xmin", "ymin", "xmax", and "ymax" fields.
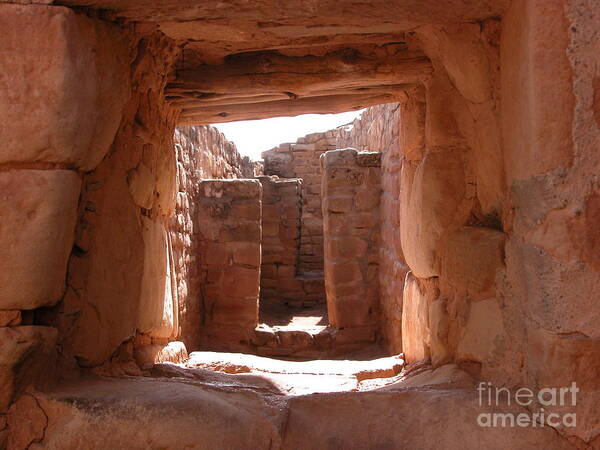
[
  {"xmin": 336, "ymin": 103, "xmax": 409, "ymax": 353},
  {"xmin": 498, "ymin": 0, "xmax": 600, "ymax": 443},
  {"xmin": 196, "ymin": 180, "xmax": 262, "ymax": 352},
  {"xmin": 174, "ymin": 126, "xmax": 257, "ymax": 180},
  {"xmin": 321, "ymin": 149, "xmax": 382, "ymax": 345},
  {"xmin": 2, "ymin": 1, "xmax": 599, "ymax": 446},
  {"xmin": 284, "ymin": 6, "xmax": 599, "ymax": 443},
  {"xmin": 260, "ymin": 132, "xmax": 335, "ymax": 307},
  {"xmin": 258, "ymin": 177, "xmax": 302, "ymax": 302},
  {"xmin": 60, "ymin": 28, "xmax": 181, "ymax": 370},
  {"xmin": 262, "ymin": 131, "xmax": 337, "ymax": 275},
  {"xmin": 396, "ymin": 19, "xmax": 506, "ymax": 372},
  {"xmin": 0, "ymin": 1, "xmax": 264, "ymax": 402},
  {"xmin": 387, "ymin": 6, "xmax": 599, "ymax": 444},
  {"xmin": 259, "ymin": 106, "xmax": 413, "ymax": 352},
  {"xmin": 171, "ymin": 125, "xmax": 260, "ymax": 350},
  {"xmin": 0, "ymin": 3, "xmax": 166, "ymax": 415},
  {"xmin": 0, "ymin": 6, "xmax": 206, "ymax": 440},
  {"xmin": 336, "ymin": 103, "xmax": 401, "ymax": 153}
]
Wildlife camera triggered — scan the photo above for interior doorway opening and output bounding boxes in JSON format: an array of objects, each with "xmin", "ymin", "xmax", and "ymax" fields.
[{"xmin": 178, "ymin": 105, "xmax": 394, "ymax": 362}]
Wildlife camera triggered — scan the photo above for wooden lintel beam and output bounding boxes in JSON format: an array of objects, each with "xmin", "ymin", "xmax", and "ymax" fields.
[
  {"xmin": 166, "ymin": 51, "xmax": 432, "ymax": 99},
  {"xmin": 177, "ymin": 92, "xmax": 407, "ymax": 125}
]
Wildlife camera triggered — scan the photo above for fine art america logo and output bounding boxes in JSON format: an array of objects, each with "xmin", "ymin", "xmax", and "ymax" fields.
[{"xmin": 477, "ymin": 382, "xmax": 578, "ymax": 428}]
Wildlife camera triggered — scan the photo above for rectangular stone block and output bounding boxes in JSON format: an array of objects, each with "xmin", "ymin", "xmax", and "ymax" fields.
[
  {"xmin": 137, "ymin": 217, "xmax": 174, "ymax": 339},
  {"xmin": 326, "ymin": 196, "xmax": 354, "ymax": 213},
  {"xmin": 331, "ymin": 298, "xmax": 375, "ymax": 327},
  {"xmin": 203, "ymin": 242, "xmax": 229, "ymax": 266},
  {"xmin": 440, "ymin": 226, "xmax": 505, "ymax": 299},
  {"xmin": 211, "ymin": 297, "xmax": 258, "ymax": 327},
  {"xmin": 326, "ymin": 261, "xmax": 363, "ymax": 286},
  {"xmin": 261, "ymin": 278, "xmax": 278, "ymax": 289},
  {"xmin": 322, "ymin": 148, "xmax": 382, "ymax": 330},
  {"xmin": 0, "ymin": 170, "xmax": 80, "ymax": 310},
  {"xmin": 197, "ymin": 179, "xmax": 261, "ymax": 331},
  {"xmin": 230, "ymin": 242, "xmax": 261, "ymax": 267},
  {"xmin": 277, "ymin": 278, "xmax": 304, "ymax": 292},
  {"xmin": 262, "ymin": 221, "xmax": 280, "ymax": 236},
  {"xmin": 231, "ymin": 199, "xmax": 261, "ymax": 220},
  {"xmin": 328, "ymin": 237, "xmax": 368, "ymax": 259},
  {"xmin": 302, "ymin": 278, "xmax": 325, "ymax": 294},
  {"xmin": 0, "ymin": 4, "xmax": 130, "ymax": 171},
  {"xmin": 219, "ymin": 222, "xmax": 261, "ymax": 242},
  {"xmin": 0, "ymin": 326, "xmax": 57, "ymax": 412},
  {"xmin": 222, "ymin": 266, "xmax": 260, "ymax": 299},
  {"xmin": 401, "ymin": 273, "xmax": 440, "ymax": 364},
  {"xmin": 332, "ymin": 326, "xmax": 376, "ymax": 345},
  {"xmin": 277, "ymin": 265, "xmax": 296, "ymax": 279}
]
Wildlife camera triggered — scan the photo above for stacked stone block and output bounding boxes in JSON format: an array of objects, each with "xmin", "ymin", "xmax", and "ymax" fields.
[
  {"xmin": 336, "ymin": 102, "xmax": 408, "ymax": 352},
  {"xmin": 171, "ymin": 125, "xmax": 262, "ymax": 350},
  {"xmin": 196, "ymin": 180, "xmax": 262, "ymax": 351},
  {"xmin": 262, "ymin": 131, "xmax": 338, "ymax": 275},
  {"xmin": 321, "ymin": 149, "xmax": 382, "ymax": 343},
  {"xmin": 0, "ymin": 2, "xmax": 134, "ymax": 414},
  {"xmin": 258, "ymin": 176, "xmax": 327, "ymax": 306},
  {"xmin": 336, "ymin": 103, "xmax": 401, "ymax": 154},
  {"xmin": 258, "ymin": 176, "xmax": 302, "ymax": 302}
]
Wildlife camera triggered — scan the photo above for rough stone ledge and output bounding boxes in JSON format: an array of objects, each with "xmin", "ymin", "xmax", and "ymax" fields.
[{"xmin": 4, "ymin": 367, "xmax": 574, "ymax": 449}]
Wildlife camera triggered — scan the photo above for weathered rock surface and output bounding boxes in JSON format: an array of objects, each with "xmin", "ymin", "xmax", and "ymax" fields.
[
  {"xmin": 401, "ymin": 274, "xmax": 437, "ymax": 364},
  {"xmin": 258, "ymin": 177, "xmax": 305, "ymax": 305},
  {"xmin": 400, "ymin": 150, "xmax": 470, "ymax": 278},
  {"xmin": 171, "ymin": 52, "xmax": 424, "ymax": 124},
  {"xmin": 263, "ymin": 130, "xmax": 337, "ymax": 275},
  {"xmin": 456, "ymin": 298, "xmax": 505, "ymax": 363},
  {"xmin": 138, "ymin": 217, "xmax": 174, "ymax": 339},
  {"xmin": 134, "ymin": 341, "xmax": 188, "ymax": 369},
  {"xmin": 0, "ymin": 326, "xmax": 57, "ymax": 412},
  {"xmin": 171, "ymin": 125, "xmax": 261, "ymax": 350},
  {"xmin": 415, "ymin": 20, "xmax": 504, "ymax": 215},
  {"xmin": 497, "ymin": 1, "xmax": 600, "ymax": 443},
  {"xmin": 440, "ymin": 226, "xmax": 505, "ymax": 300},
  {"xmin": 62, "ymin": 27, "xmax": 181, "ymax": 367},
  {"xmin": 322, "ymin": 149, "xmax": 381, "ymax": 338},
  {"xmin": 283, "ymin": 388, "xmax": 571, "ymax": 450},
  {"xmin": 9, "ymin": 377, "xmax": 282, "ymax": 449},
  {"xmin": 336, "ymin": 102, "xmax": 411, "ymax": 353},
  {"xmin": 58, "ymin": 0, "xmax": 509, "ymax": 54},
  {"xmin": 6, "ymin": 366, "xmax": 572, "ymax": 450},
  {"xmin": 197, "ymin": 179, "xmax": 262, "ymax": 350},
  {"xmin": 0, "ymin": 311, "xmax": 21, "ymax": 328},
  {"xmin": 56, "ymin": 0, "xmax": 508, "ymax": 123},
  {"xmin": 174, "ymin": 126, "xmax": 258, "ymax": 180},
  {"xmin": 0, "ymin": 4, "xmax": 130, "ymax": 170},
  {"xmin": 0, "ymin": 170, "xmax": 80, "ymax": 310},
  {"xmin": 6, "ymin": 393, "xmax": 47, "ymax": 450},
  {"xmin": 1, "ymin": 0, "xmax": 599, "ymax": 447}
]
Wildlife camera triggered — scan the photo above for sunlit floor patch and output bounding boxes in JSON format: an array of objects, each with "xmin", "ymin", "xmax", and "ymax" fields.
[
  {"xmin": 259, "ymin": 300, "xmax": 328, "ymax": 333},
  {"xmin": 169, "ymin": 350, "xmax": 405, "ymax": 395}
]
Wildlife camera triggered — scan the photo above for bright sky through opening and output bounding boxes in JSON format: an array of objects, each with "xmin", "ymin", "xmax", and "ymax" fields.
[{"xmin": 213, "ymin": 110, "xmax": 365, "ymax": 161}]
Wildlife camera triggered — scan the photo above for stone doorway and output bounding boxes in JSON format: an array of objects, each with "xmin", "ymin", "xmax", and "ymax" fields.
[
  {"xmin": 3, "ymin": 1, "xmax": 597, "ymax": 447},
  {"xmin": 190, "ymin": 130, "xmax": 385, "ymax": 359}
]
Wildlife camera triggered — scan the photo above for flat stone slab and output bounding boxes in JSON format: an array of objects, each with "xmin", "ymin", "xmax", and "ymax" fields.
[
  {"xmin": 7, "ymin": 367, "xmax": 573, "ymax": 449},
  {"xmin": 9, "ymin": 376, "xmax": 283, "ymax": 449},
  {"xmin": 187, "ymin": 350, "xmax": 404, "ymax": 378},
  {"xmin": 183, "ymin": 350, "xmax": 404, "ymax": 395}
]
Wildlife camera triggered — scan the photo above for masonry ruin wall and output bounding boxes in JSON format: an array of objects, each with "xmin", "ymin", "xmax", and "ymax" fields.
[
  {"xmin": 321, "ymin": 149, "xmax": 382, "ymax": 346},
  {"xmin": 171, "ymin": 126, "xmax": 260, "ymax": 350},
  {"xmin": 1, "ymin": 0, "xmax": 599, "ymax": 447}
]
